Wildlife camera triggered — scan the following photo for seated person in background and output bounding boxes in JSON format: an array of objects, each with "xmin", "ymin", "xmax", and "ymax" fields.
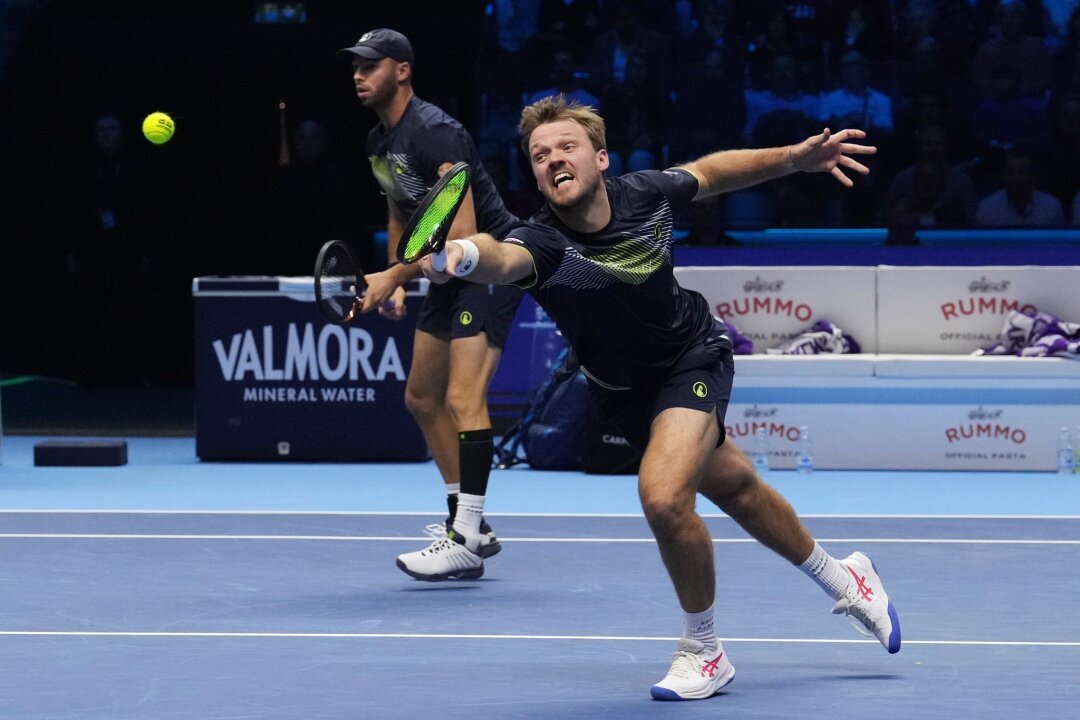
[
  {"xmin": 884, "ymin": 123, "xmax": 977, "ymax": 226},
  {"xmin": 524, "ymin": 49, "xmax": 600, "ymax": 108},
  {"xmin": 818, "ymin": 49, "xmax": 894, "ymax": 137},
  {"xmin": 972, "ymin": 0, "xmax": 1052, "ymax": 99},
  {"xmin": 743, "ymin": 54, "xmax": 820, "ymax": 143},
  {"xmin": 599, "ymin": 50, "xmax": 672, "ymax": 174},
  {"xmin": 669, "ymin": 48, "xmax": 745, "ymax": 163},
  {"xmin": 970, "ymin": 67, "xmax": 1050, "ymax": 153},
  {"xmin": 587, "ymin": 0, "xmax": 671, "ymax": 96},
  {"xmin": 975, "ymin": 145, "xmax": 1065, "ymax": 225}
]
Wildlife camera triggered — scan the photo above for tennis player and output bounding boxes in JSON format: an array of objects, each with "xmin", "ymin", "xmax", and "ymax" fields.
[
  {"xmin": 337, "ymin": 29, "xmax": 523, "ymax": 580},
  {"xmin": 421, "ymin": 96, "xmax": 900, "ymax": 700}
]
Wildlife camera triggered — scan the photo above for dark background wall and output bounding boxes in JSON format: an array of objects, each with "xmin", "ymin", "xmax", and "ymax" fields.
[{"xmin": 0, "ymin": 0, "xmax": 487, "ymax": 384}]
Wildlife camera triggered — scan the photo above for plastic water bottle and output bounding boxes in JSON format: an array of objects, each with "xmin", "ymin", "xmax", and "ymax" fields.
[
  {"xmin": 1074, "ymin": 427, "xmax": 1080, "ymax": 475},
  {"xmin": 752, "ymin": 428, "xmax": 769, "ymax": 474},
  {"xmin": 796, "ymin": 425, "xmax": 814, "ymax": 474},
  {"xmin": 1057, "ymin": 426, "xmax": 1074, "ymax": 475}
]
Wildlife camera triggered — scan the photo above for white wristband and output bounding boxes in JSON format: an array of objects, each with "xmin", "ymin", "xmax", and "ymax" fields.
[{"xmin": 447, "ymin": 239, "xmax": 480, "ymax": 277}]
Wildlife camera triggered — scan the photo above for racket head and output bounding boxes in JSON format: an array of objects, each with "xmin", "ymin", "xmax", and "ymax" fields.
[
  {"xmin": 314, "ymin": 240, "xmax": 366, "ymax": 325},
  {"xmin": 396, "ymin": 161, "xmax": 472, "ymax": 264}
]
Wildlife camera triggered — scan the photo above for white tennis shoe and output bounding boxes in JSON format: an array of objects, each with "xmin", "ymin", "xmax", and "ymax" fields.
[
  {"xmin": 832, "ymin": 551, "xmax": 902, "ymax": 654},
  {"xmin": 650, "ymin": 639, "xmax": 735, "ymax": 701},
  {"xmin": 423, "ymin": 517, "xmax": 502, "ymax": 558},
  {"xmin": 396, "ymin": 531, "xmax": 483, "ymax": 581}
]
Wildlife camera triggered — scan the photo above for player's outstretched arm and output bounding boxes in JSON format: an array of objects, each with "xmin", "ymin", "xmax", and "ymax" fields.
[
  {"xmin": 681, "ymin": 128, "xmax": 876, "ymax": 199},
  {"xmin": 420, "ymin": 233, "xmax": 534, "ymax": 286}
]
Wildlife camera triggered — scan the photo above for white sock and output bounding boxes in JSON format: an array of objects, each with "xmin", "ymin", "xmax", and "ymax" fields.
[
  {"xmin": 798, "ymin": 542, "xmax": 850, "ymax": 600},
  {"xmin": 683, "ymin": 605, "xmax": 717, "ymax": 652},
  {"xmin": 445, "ymin": 483, "xmax": 460, "ymax": 496},
  {"xmin": 452, "ymin": 492, "xmax": 485, "ymax": 541}
]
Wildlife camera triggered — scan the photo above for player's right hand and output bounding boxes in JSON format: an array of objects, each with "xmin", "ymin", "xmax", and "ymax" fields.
[
  {"xmin": 420, "ymin": 242, "xmax": 464, "ymax": 284},
  {"xmin": 359, "ymin": 269, "xmax": 406, "ymax": 319}
]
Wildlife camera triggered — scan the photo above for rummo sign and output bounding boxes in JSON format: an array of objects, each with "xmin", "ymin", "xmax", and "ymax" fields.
[
  {"xmin": 675, "ymin": 266, "xmax": 877, "ymax": 352},
  {"xmin": 728, "ymin": 393, "xmax": 1069, "ymax": 470},
  {"xmin": 877, "ymin": 266, "xmax": 1080, "ymax": 354}
]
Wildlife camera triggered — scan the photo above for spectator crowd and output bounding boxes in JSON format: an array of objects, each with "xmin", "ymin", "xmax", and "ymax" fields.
[{"xmin": 472, "ymin": 0, "xmax": 1080, "ymax": 242}]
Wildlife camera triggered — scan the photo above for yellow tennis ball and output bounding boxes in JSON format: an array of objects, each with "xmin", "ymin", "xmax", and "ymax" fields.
[{"xmin": 142, "ymin": 112, "xmax": 175, "ymax": 145}]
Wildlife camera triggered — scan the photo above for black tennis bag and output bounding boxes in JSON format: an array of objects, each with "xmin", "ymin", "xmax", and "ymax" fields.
[
  {"xmin": 495, "ymin": 348, "xmax": 587, "ymax": 471},
  {"xmin": 494, "ymin": 348, "xmax": 641, "ymax": 474}
]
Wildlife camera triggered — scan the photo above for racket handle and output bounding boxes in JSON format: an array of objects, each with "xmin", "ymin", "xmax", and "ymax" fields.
[{"xmin": 431, "ymin": 248, "xmax": 448, "ymax": 272}]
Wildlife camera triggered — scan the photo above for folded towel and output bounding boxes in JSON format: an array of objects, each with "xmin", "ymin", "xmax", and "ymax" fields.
[
  {"xmin": 975, "ymin": 310, "xmax": 1080, "ymax": 359},
  {"xmin": 766, "ymin": 320, "xmax": 862, "ymax": 355}
]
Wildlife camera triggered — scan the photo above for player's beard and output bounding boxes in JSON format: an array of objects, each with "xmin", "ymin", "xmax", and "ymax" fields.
[
  {"xmin": 359, "ymin": 78, "xmax": 398, "ymax": 110},
  {"xmin": 547, "ymin": 171, "xmax": 605, "ymax": 216}
]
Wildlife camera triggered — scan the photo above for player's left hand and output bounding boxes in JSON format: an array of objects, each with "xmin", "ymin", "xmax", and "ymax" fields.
[{"xmin": 790, "ymin": 128, "xmax": 876, "ymax": 187}]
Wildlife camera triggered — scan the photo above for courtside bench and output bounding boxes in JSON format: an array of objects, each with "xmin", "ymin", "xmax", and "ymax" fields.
[{"xmin": 676, "ymin": 266, "xmax": 1080, "ymax": 471}]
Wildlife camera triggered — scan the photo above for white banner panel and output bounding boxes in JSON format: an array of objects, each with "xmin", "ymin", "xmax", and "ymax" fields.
[
  {"xmin": 727, "ymin": 401, "xmax": 1076, "ymax": 471},
  {"xmin": 675, "ymin": 266, "xmax": 878, "ymax": 353},
  {"xmin": 876, "ymin": 266, "xmax": 1080, "ymax": 354}
]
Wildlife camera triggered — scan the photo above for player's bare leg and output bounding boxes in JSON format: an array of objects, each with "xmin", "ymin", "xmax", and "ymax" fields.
[
  {"xmin": 698, "ymin": 441, "xmax": 814, "ymax": 564},
  {"xmin": 396, "ymin": 332, "xmax": 503, "ymax": 580},
  {"xmin": 700, "ymin": 440, "xmax": 901, "ymax": 653},
  {"xmin": 642, "ymin": 406, "xmax": 735, "ymax": 700},
  {"xmin": 403, "ymin": 329, "xmax": 456, "ymax": 486},
  {"xmin": 639, "ymin": 407, "xmax": 718, "ymax": 612},
  {"xmin": 444, "ymin": 332, "xmax": 503, "ymax": 555}
]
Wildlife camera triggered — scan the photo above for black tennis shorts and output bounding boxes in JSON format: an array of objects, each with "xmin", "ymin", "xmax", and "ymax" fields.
[
  {"xmin": 416, "ymin": 279, "xmax": 524, "ymax": 349},
  {"xmin": 585, "ymin": 319, "xmax": 735, "ymax": 451}
]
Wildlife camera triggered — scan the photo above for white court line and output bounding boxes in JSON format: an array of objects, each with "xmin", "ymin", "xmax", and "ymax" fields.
[
  {"xmin": 0, "ymin": 630, "xmax": 1076, "ymax": 647},
  {"xmin": 0, "ymin": 534, "xmax": 1076, "ymax": 544},
  {"xmin": 0, "ymin": 510, "xmax": 1078, "ymax": 520}
]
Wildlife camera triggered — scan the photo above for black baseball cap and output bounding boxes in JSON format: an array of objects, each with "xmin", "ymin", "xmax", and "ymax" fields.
[{"xmin": 337, "ymin": 28, "xmax": 414, "ymax": 64}]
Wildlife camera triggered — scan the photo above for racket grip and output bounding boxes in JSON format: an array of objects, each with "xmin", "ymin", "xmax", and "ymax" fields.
[{"xmin": 431, "ymin": 248, "xmax": 448, "ymax": 272}]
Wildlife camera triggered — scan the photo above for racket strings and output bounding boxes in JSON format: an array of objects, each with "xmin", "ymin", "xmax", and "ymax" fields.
[
  {"xmin": 402, "ymin": 167, "xmax": 470, "ymax": 263},
  {"xmin": 317, "ymin": 244, "xmax": 362, "ymax": 322}
]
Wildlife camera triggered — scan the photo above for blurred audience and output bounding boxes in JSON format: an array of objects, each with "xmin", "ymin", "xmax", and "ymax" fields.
[
  {"xmin": 886, "ymin": 124, "xmax": 978, "ymax": 227},
  {"xmin": 524, "ymin": 49, "xmax": 599, "ymax": 108},
  {"xmin": 743, "ymin": 53, "xmax": 819, "ymax": 143},
  {"xmin": 975, "ymin": 145, "xmax": 1065, "ymax": 225},
  {"xmin": 260, "ymin": 119, "xmax": 363, "ymax": 275},
  {"xmin": 818, "ymin": 49, "xmax": 894, "ymax": 137},
  {"xmin": 600, "ymin": 50, "xmax": 672, "ymax": 174}
]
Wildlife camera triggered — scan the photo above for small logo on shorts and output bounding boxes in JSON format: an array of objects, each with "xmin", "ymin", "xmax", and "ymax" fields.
[
  {"xmin": 460, "ymin": 310, "xmax": 473, "ymax": 326},
  {"xmin": 692, "ymin": 382, "xmax": 708, "ymax": 398}
]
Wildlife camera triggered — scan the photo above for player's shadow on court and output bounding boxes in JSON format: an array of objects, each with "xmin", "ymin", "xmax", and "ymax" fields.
[{"xmin": 400, "ymin": 581, "xmax": 496, "ymax": 592}]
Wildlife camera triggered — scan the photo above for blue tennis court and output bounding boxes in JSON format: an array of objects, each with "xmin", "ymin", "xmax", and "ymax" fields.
[{"xmin": 1, "ymin": 436, "xmax": 1077, "ymax": 719}]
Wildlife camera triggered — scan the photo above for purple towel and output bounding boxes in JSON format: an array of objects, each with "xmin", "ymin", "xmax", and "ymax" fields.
[
  {"xmin": 723, "ymin": 319, "xmax": 755, "ymax": 355},
  {"xmin": 766, "ymin": 320, "xmax": 862, "ymax": 355},
  {"xmin": 975, "ymin": 310, "xmax": 1080, "ymax": 359}
]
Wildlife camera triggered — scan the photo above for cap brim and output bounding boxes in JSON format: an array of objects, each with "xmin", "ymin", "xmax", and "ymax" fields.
[{"xmin": 337, "ymin": 46, "xmax": 385, "ymax": 60}]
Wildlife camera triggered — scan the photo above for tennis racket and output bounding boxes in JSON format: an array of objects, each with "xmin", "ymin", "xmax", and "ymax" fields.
[
  {"xmin": 396, "ymin": 161, "xmax": 472, "ymax": 266},
  {"xmin": 314, "ymin": 240, "xmax": 367, "ymax": 325}
]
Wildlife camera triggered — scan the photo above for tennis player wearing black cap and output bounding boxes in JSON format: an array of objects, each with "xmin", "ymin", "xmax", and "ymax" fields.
[{"xmin": 337, "ymin": 29, "xmax": 524, "ymax": 580}]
